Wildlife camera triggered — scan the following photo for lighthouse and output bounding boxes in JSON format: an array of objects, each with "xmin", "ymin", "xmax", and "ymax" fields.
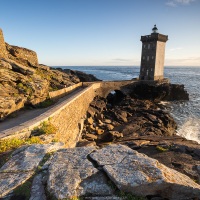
[{"xmin": 139, "ymin": 25, "xmax": 168, "ymax": 80}]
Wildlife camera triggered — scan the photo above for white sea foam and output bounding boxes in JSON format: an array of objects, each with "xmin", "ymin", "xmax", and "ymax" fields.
[{"xmin": 176, "ymin": 118, "xmax": 200, "ymax": 144}]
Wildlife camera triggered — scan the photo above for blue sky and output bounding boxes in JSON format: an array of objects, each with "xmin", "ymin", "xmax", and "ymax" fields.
[{"xmin": 0, "ymin": 0, "xmax": 200, "ymax": 66}]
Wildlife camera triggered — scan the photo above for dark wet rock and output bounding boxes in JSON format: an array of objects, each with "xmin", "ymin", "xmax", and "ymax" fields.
[
  {"xmin": 64, "ymin": 69, "xmax": 101, "ymax": 82},
  {"xmin": 123, "ymin": 81, "xmax": 189, "ymax": 101}
]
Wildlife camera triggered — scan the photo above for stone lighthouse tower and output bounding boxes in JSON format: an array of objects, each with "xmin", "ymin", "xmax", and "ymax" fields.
[{"xmin": 139, "ymin": 25, "xmax": 168, "ymax": 80}]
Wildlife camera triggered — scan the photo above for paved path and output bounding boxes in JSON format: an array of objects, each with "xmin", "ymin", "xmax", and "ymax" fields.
[{"xmin": 0, "ymin": 87, "xmax": 85, "ymax": 133}]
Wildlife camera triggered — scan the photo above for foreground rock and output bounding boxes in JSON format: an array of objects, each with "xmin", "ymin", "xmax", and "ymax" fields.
[
  {"xmin": 1, "ymin": 144, "xmax": 200, "ymax": 199},
  {"xmin": 90, "ymin": 144, "xmax": 200, "ymax": 199},
  {"xmin": 0, "ymin": 142, "xmax": 64, "ymax": 198},
  {"xmin": 48, "ymin": 147, "xmax": 114, "ymax": 199}
]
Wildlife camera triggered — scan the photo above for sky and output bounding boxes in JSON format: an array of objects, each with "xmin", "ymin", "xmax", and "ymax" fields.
[{"xmin": 0, "ymin": 0, "xmax": 200, "ymax": 67}]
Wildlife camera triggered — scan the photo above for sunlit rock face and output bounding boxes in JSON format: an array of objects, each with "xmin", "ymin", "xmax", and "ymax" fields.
[
  {"xmin": 0, "ymin": 29, "xmax": 98, "ymax": 120},
  {"xmin": 0, "ymin": 29, "xmax": 7, "ymax": 59}
]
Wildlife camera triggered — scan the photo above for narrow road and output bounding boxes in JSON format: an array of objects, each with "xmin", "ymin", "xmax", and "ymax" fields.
[{"xmin": 0, "ymin": 87, "xmax": 85, "ymax": 133}]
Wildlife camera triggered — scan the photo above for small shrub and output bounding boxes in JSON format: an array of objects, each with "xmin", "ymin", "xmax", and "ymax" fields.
[
  {"xmin": 36, "ymin": 152, "xmax": 54, "ymax": 173},
  {"xmin": 156, "ymin": 145, "xmax": 169, "ymax": 152},
  {"xmin": 13, "ymin": 93, "xmax": 19, "ymax": 97},
  {"xmin": 0, "ymin": 151, "xmax": 13, "ymax": 168},
  {"xmin": 52, "ymin": 138, "xmax": 59, "ymax": 142},
  {"xmin": 11, "ymin": 176, "xmax": 33, "ymax": 200},
  {"xmin": 38, "ymin": 99, "xmax": 54, "ymax": 108},
  {"xmin": 0, "ymin": 137, "xmax": 42, "ymax": 153},
  {"xmin": 17, "ymin": 83, "xmax": 24, "ymax": 89},
  {"xmin": 33, "ymin": 121, "xmax": 57, "ymax": 136},
  {"xmin": 26, "ymin": 136, "xmax": 42, "ymax": 144},
  {"xmin": 118, "ymin": 191, "xmax": 145, "ymax": 200},
  {"xmin": 0, "ymin": 138, "xmax": 24, "ymax": 153},
  {"xmin": 36, "ymin": 69, "xmax": 51, "ymax": 80}
]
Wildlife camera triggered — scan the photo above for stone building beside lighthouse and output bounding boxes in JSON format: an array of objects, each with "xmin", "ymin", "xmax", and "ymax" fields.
[{"xmin": 139, "ymin": 25, "xmax": 168, "ymax": 80}]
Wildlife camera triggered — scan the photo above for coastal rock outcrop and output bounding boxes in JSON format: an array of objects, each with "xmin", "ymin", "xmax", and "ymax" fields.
[
  {"xmin": 0, "ymin": 29, "xmax": 100, "ymax": 120},
  {"xmin": 63, "ymin": 68, "xmax": 101, "ymax": 82},
  {"xmin": 79, "ymin": 94, "xmax": 177, "ymax": 146},
  {"xmin": 124, "ymin": 80, "xmax": 189, "ymax": 101}
]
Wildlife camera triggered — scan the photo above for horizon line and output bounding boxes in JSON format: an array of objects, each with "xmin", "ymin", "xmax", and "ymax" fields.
[{"xmin": 50, "ymin": 65, "xmax": 200, "ymax": 68}]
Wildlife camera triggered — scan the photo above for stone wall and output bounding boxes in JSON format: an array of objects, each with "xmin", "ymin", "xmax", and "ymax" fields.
[
  {"xmin": 50, "ymin": 84, "xmax": 99, "ymax": 147},
  {"xmin": 89, "ymin": 80, "xmax": 135, "ymax": 98},
  {"xmin": 0, "ymin": 84, "xmax": 101, "ymax": 147},
  {"xmin": 49, "ymin": 82, "xmax": 83, "ymax": 100},
  {"xmin": 0, "ymin": 29, "xmax": 7, "ymax": 58},
  {"xmin": 0, "ymin": 81, "xmax": 135, "ymax": 147}
]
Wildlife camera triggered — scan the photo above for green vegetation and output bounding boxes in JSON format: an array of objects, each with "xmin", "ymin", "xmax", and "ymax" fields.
[
  {"xmin": 36, "ymin": 152, "xmax": 54, "ymax": 173},
  {"xmin": 36, "ymin": 69, "xmax": 51, "ymax": 81},
  {"xmin": 0, "ymin": 151, "xmax": 12, "ymax": 168},
  {"xmin": 49, "ymin": 86, "xmax": 59, "ymax": 92},
  {"xmin": 156, "ymin": 145, "xmax": 169, "ymax": 152},
  {"xmin": 11, "ymin": 177, "xmax": 32, "ymax": 200},
  {"xmin": 17, "ymin": 82, "xmax": 33, "ymax": 96},
  {"xmin": 33, "ymin": 121, "xmax": 57, "ymax": 136},
  {"xmin": 108, "ymin": 180, "xmax": 145, "ymax": 200},
  {"xmin": 37, "ymin": 98, "xmax": 55, "ymax": 108},
  {"xmin": 118, "ymin": 191, "xmax": 145, "ymax": 200},
  {"xmin": 17, "ymin": 82, "xmax": 24, "ymax": 89},
  {"xmin": 0, "ymin": 137, "xmax": 42, "ymax": 153}
]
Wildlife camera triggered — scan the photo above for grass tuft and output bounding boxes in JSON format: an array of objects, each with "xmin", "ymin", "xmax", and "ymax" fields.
[
  {"xmin": 0, "ymin": 137, "xmax": 42, "ymax": 153},
  {"xmin": 33, "ymin": 121, "xmax": 57, "ymax": 136},
  {"xmin": 156, "ymin": 145, "xmax": 169, "ymax": 152}
]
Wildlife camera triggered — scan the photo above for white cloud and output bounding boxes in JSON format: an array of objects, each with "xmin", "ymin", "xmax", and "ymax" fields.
[
  {"xmin": 166, "ymin": 1, "xmax": 177, "ymax": 6},
  {"xmin": 165, "ymin": 56, "xmax": 200, "ymax": 66},
  {"xmin": 169, "ymin": 47, "xmax": 183, "ymax": 51},
  {"xmin": 166, "ymin": 0, "xmax": 196, "ymax": 6},
  {"xmin": 175, "ymin": 0, "xmax": 195, "ymax": 4}
]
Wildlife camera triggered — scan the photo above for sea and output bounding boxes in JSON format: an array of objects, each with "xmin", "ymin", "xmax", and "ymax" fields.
[{"xmin": 55, "ymin": 66, "xmax": 200, "ymax": 144}]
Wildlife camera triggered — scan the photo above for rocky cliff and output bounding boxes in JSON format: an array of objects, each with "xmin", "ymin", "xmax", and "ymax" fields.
[
  {"xmin": 0, "ymin": 29, "xmax": 100, "ymax": 120},
  {"xmin": 125, "ymin": 80, "xmax": 189, "ymax": 101}
]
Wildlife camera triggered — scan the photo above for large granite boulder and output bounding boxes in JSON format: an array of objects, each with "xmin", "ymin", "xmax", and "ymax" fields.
[
  {"xmin": 0, "ymin": 142, "xmax": 64, "ymax": 198},
  {"xmin": 47, "ymin": 147, "xmax": 114, "ymax": 199},
  {"xmin": 90, "ymin": 144, "xmax": 200, "ymax": 200}
]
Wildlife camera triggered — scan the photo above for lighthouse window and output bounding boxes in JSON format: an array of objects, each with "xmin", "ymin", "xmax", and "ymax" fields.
[
  {"xmin": 152, "ymin": 56, "xmax": 154, "ymax": 59},
  {"xmin": 147, "ymin": 56, "xmax": 149, "ymax": 61},
  {"xmin": 143, "ymin": 56, "xmax": 145, "ymax": 60},
  {"xmin": 148, "ymin": 44, "xmax": 150, "ymax": 49},
  {"xmin": 143, "ymin": 44, "xmax": 146, "ymax": 48}
]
